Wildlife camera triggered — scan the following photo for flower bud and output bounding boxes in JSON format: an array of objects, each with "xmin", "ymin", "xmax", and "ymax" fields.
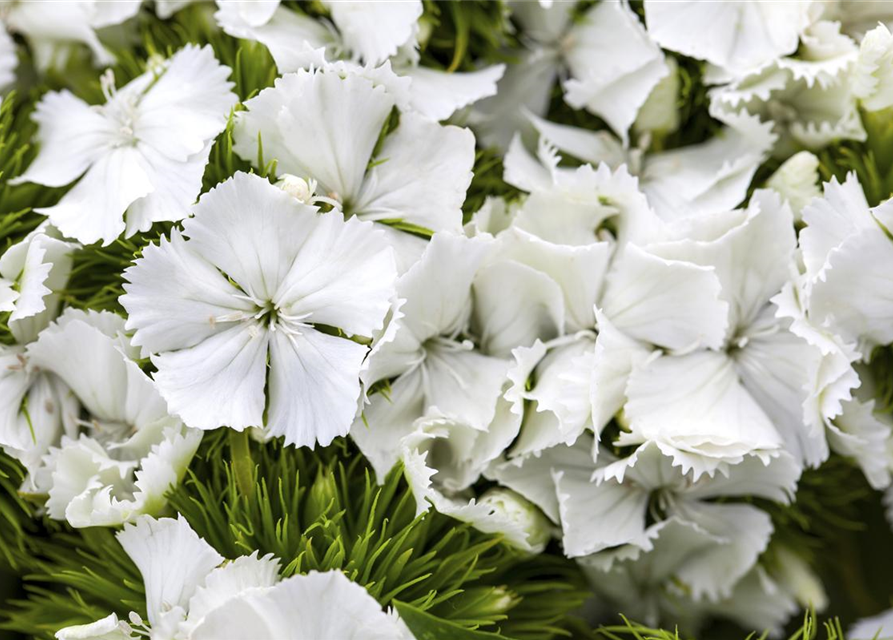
[
  {"xmin": 275, "ymin": 174, "xmax": 316, "ymax": 205},
  {"xmin": 766, "ymin": 151, "xmax": 821, "ymax": 219},
  {"xmin": 477, "ymin": 487, "xmax": 552, "ymax": 553},
  {"xmin": 853, "ymin": 24, "xmax": 893, "ymax": 111}
]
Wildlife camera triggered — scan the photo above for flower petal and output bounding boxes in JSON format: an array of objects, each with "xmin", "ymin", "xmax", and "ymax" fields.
[
  {"xmin": 274, "ymin": 212, "xmax": 397, "ymax": 338},
  {"xmin": 403, "ymin": 64, "xmax": 505, "ymax": 121},
  {"xmin": 351, "ymin": 369, "xmax": 425, "ymax": 482},
  {"xmin": 191, "ymin": 570, "xmax": 413, "ymax": 640},
  {"xmin": 116, "ymin": 515, "xmax": 223, "ymax": 626},
  {"xmin": 327, "ymin": 0, "xmax": 422, "ymax": 65},
  {"xmin": 601, "ymin": 244, "xmax": 729, "ymax": 352},
  {"xmin": 122, "ymin": 230, "xmax": 253, "ymax": 357},
  {"xmin": 36, "ymin": 146, "xmax": 153, "ymax": 246},
  {"xmin": 624, "ymin": 350, "xmax": 783, "ymax": 478},
  {"xmin": 563, "ymin": 1, "xmax": 668, "ymax": 144},
  {"xmin": 266, "ymin": 328, "xmax": 367, "ymax": 447},
  {"xmin": 355, "ymin": 112, "xmax": 473, "ymax": 234},
  {"xmin": 152, "ymin": 324, "xmax": 270, "ymax": 432},
  {"xmin": 133, "ymin": 44, "xmax": 236, "ymax": 163},
  {"xmin": 13, "ymin": 90, "xmax": 116, "ymax": 188},
  {"xmin": 235, "ymin": 67, "xmax": 395, "ymax": 202}
]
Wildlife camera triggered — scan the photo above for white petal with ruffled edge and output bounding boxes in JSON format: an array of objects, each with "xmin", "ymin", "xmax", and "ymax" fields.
[
  {"xmin": 191, "ymin": 570, "xmax": 414, "ymax": 640},
  {"xmin": 600, "ymin": 244, "xmax": 729, "ymax": 352},
  {"xmin": 623, "ymin": 350, "xmax": 784, "ymax": 479},
  {"xmin": 652, "ymin": 190, "xmax": 796, "ymax": 336},
  {"xmin": 132, "ymin": 45, "xmax": 236, "ymax": 163},
  {"xmin": 403, "ymin": 64, "xmax": 505, "ymax": 121},
  {"xmin": 116, "ymin": 515, "xmax": 223, "ymax": 627},
  {"xmin": 326, "ymin": 0, "xmax": 422, "ymax": 65},
  {"xmin": 54, "ymin": 613, "xmax": 132, "ymax": 640},
  {"xmin": 644, "ymin": 0, "xmax": 811, "ymax": 76},
  {"xmin": 27, "ymin": 309, "xmax": 168, "ymax": 430},
  {"xmin": 554, "ymin": 452, "xmax": 650, "ymax": 558},
  {"xmin": 670, "ymin": 500, "xmax": 774, "ymax": 601},
  {"xmin": 152, "ymin": 324, "xmax": 270, "ymax": 432},
  {"xmin": 354, "ymin": 112, "xmax": 473, "ymax": 234},
  {"xmin": 235, "ymin": 67, "xmax": 395, "ymax": 203},
  {"xmin": 182, "ymin": 552, "xmax": 282, "ymax": 635},
  {"xmin": 266, "ymin": 328, "xmax": 367, "ymax": 448},
  {"xmin": 0, "ymin": 228, "xmax": 77, "ymax": 323},
  {"xmin": 563, "ymin": 1, "xmax": 668, "ymax": 144}
]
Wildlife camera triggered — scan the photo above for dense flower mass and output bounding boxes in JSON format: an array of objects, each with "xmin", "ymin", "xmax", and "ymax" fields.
[{"xmin": 3, "ymin": 1, "xmax": 893, "ymax": 639}]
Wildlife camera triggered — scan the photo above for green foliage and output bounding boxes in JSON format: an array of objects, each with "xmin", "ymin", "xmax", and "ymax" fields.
[
  {"xmin": 464, "ymin": 147, "xmax": 521, "ymax": 222},
  {"xmin": 2, "ymin": 526, "xmax": 145, "ymax": 638},
  {"xmin": 583, "ymin": 611, "xmax": 848, "ymax": 640},
  {"xmin": 169, "ymin": 433, "xmax": 588, "ymax": 639},
  {"xmin": 0, "ymin": 433, "xmax": 588, "ymax": 639},
  {"xmin": 396, "ymin": 600, "xmax": 518, "ymax": 640},
  {"xmin": 421, "ymin": 1, "xmax": 515, "ymax": 71},
  {"xmin": 0, "ymin": 452, "xmax": 32, "ymax": 572}
]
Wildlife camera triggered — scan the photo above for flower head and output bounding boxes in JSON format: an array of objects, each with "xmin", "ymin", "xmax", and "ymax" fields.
[
  {"xmin": 121, "ymin": 172, "xmax": 398, "ymax": 447},
  {"xmin": 14, "ymin": 45, "xmax": 238, "ymax": 245}
]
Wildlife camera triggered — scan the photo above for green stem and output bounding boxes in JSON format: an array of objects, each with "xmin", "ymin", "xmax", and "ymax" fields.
[{"xmin": 229, "ymin": 429, "xmax": 254, "ymax": 504}]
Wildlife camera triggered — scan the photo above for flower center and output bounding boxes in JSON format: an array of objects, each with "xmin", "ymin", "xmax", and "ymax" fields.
[{"xmin": 213, "ymin": 294, "xmax": 313, "ymax": 344}]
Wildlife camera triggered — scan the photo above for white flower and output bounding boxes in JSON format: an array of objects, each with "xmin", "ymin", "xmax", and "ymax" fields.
[
  {"xmin": 470, "ymin": 0, "xmax": 668, "ymax": 148},
  {"xmin": 556, "ymin": 438, "xmax": 799, "ymax": 600},
  {"xmin": 853, "ymin": 23, "xmax": 893, "ymax": 111},
  {"xmin": 3, "ymin": 0, "xmax": 141, "ymax": 70},
  {"xmin": 620, "ymin": 192, "xmax": 822, "ymax": 474},
  {"xmin": 234, "ymin": 64, "xmax": 474, "ymax": 272},
  {"xmin": 0, "ymin": 227, "xmax": 79, "ymax": 476},
  {"xmin": 518, "ymin": 111, "xmax": 776, "ymax": 221},
  {"xmin": 401, "ymin": 410, "xmax": 540, "ymax": 552},
  {"xmin": 708, "ymin": 26, "xmax": 864, "ymax": 154},
  {"xmin": 798, "ymin": 173, "xmax": 893, "ymax": 356},
  {"xmin": 25, "ymin": 309, "xmax": 201, "ymax": 527},
  {"xmin": 562, "ymin": 0, "xmax": 669, "ymax": 145},
  {"xmin": 13, "ymin": 45, "xmax": 238, "ymax": 245},
  {"xmin": 215, "ymin": 0, "xmax": 503, "ymax": 121},
  {"xmin": 644, "ymin": 0, "xmax": 813, "ymax": 77},
  {"xmin": 0, "ymin": 223, "xmax": 78, "ymax": 343},
  {"xmin": 121, "ymin": 172, "xmax": 397, "ymax": 448},
  {"xmin": 850, "ymin": 609, "xmax": 893, "ymax": 640},
  {"xmin": 56, "ymin": 515, "xmax": 414, "ymax": 640},
  {"xmin": 189, "ymin": 570, "xmax": 415, "ymax": 640},
  {"xmin": 351, "ymin": 232, "xmax": 507, "ymax": 479},
  {"xmin": 216, "ymin": 0, "xmax": 422, "ymax": 69},
  {"xmin": 765, "ymin": 151, "xmax": 822, "ymax": 218}
]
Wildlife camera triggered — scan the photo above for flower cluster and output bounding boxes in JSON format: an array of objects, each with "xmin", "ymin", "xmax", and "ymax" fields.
[{"xmin": 2, "ymin": 1, "xmax": 893, "ymax": 638}]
